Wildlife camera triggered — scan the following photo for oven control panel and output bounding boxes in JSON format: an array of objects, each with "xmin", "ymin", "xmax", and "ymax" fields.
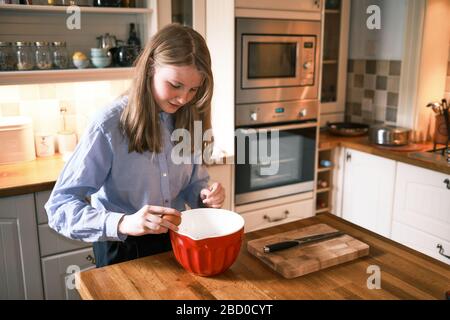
[
  {"xmin": 236, "ymin": 100, "xmax": 318, "ymax": 127},
  {"xmin": 300, "ymin": 37, "xmax": 316, "ymax": 86}
]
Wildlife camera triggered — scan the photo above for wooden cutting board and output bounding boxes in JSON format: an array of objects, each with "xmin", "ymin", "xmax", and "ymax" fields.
[{"xmin": 247, "ymin": 223, "xmax": 370, "ymax": 279}]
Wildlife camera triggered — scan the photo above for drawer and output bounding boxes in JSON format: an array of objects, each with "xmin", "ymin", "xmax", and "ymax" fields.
[
  {"xmin": 391, "ymin": 221, "xmax": 450, "ymax": 265},
  {"xmin": 35, "ymin": 190, "xmax": 52, "ymax": 224},
  {"xmin": 241, "ymin": 199, "xmax": 314, "ymax": 233},
  {"xmin": 41, "ymin": 247, "xmax": 96, "ymax": 300},
  {"xmin": 38, "ymin": 224, "xmax": 91, "ymax": 257}
]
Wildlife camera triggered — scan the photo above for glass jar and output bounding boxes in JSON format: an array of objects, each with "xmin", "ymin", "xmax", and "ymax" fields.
[
  {"xmin": 52, "ymin": 41, "xmax": 69, "ymax": 69},
  {"xmin": 0, "ymin": 42, "xmax": 16, "ymax": 71},
  {"xmin": 35, "ymin": 41, "xmax": 52, "ymax": 70},
  {"xmin": 15, "ymin": 41, "xmax": 35, "ymax": 71}
]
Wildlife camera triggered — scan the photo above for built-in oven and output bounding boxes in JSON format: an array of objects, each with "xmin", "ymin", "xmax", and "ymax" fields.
[
  {"xmin": 235, "ymin": 122, "xmax": 316, "ymax": 205},
  {"xmin": 236, "ymin": 18, "xmax": 321, "ymax": 106},
  {"xmin": 234, "ymin": 17, "xmax": 320, "ymax": 206}
]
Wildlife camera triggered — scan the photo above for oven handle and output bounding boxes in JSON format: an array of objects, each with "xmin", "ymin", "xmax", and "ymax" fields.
[{"xmin": 239, "ymin": 122, "xmax": 318, "ymax": 134}]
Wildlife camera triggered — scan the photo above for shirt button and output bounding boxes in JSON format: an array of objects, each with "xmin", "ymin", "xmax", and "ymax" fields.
[{"xmin": 162, "ymin": 173, "xmax": 167, "ymax": 177}]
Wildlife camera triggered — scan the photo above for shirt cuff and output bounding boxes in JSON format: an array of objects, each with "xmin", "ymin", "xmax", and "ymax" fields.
[{"xmin": 105, "ymin": 212, "xmax": 128, "ymax": 241}]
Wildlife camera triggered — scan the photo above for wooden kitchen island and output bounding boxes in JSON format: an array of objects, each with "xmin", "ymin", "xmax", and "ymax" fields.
[{"xmin": 77, "ymin": 213, "xmax": 450, "ymax": 300}]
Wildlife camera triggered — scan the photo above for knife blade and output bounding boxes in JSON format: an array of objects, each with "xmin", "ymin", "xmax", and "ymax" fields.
[{"xmin": 263, "ymin": 231, "xmax": 345, "ymax": 253}]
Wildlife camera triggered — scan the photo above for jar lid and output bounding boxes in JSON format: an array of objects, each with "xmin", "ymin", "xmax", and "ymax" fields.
[
  {"xmin": 0, "ymin": 41, "xmax": 12, "ymax": 46},
  {"xmin": 15, "ymin": 41, "xmax": 32, "ymax": 46},
  {"xmin": 35, "ymin": 41, "xmax": 50, "ymax": 46},
  {"xmin": 0, "ymin": 116, "xmax": 33, "ymax": 131},
  {"xmin": 52, "ymin": 41, "xmax": 67, "ymax": 46}
]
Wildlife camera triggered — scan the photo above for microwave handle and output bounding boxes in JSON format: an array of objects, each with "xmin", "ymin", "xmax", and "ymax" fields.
[{"xmin": 239, "ymin": 122, "xmax": 318, "ymax": 134}]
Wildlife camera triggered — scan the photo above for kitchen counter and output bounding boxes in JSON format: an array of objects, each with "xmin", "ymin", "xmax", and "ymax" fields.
[
  {"xmin": 319, "ymin": 132, "xmax": 450, "ymax": 175},
  {"xmin": 77, "ymin": 213, "xmax": 450, "ymax": 300},
  {"xmin": 0, "ymin": 154, "xmax": 233, "ymax": 198}
]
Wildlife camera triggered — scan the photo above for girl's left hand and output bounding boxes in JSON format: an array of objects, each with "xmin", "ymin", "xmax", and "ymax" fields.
[{"xmin": 200, "ymin": 182, "xmax": 225, "ymax": 208}]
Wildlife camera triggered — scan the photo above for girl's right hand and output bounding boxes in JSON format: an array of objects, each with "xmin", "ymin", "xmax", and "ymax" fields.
[{"xmin": 117, "ymin": 205, "xmax": 181, "ymax": 236}]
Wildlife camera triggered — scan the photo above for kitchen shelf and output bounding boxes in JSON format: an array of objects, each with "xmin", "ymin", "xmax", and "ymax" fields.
[
  {"xmin": 0, "ymin": 4, "xmax": 152, "ymax": 14},
  {"xmin": 325, "ymin": 9, "xmax": 340, "ymax": 14},
  {"xmin": 0, "ymin": 67, "xmax": 135, "ymax": 85},
  {"xmin": 316, "ymin": 187, "xmax": 331, "ymax": 194},
  {"xmin": 323, "ymin": 60, "xmax": 338, "ymax": 65},
  {"xmin": 317, "ymin": 166, "xmax": 334, "ymax": 172},
  {"xmin": 315, "ymin": 207, "xmax": 330, "ymax": 214}
]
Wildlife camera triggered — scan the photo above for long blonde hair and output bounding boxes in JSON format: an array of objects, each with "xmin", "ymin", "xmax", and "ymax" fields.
[{"xmin": 120, "ymin": 23, "xmax": 213, "ymax": 155}]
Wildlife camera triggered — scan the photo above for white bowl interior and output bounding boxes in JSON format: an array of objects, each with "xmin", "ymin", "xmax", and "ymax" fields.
[{"xmin": 177, "ymin": 208, "xmax": 245, "ymax": 240}]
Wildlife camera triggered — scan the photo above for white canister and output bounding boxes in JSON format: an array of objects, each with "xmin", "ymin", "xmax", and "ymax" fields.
[
  {"xmin": 57, "ymin": 131, "xmax": 77, "ymax": 155},
  {"xmin": 35, "ymin": 133, "xmax": 55, "ymax": 157},
  {"xmin": 0, "ymin": 116, "xmax": 36, "ymax": 164}
]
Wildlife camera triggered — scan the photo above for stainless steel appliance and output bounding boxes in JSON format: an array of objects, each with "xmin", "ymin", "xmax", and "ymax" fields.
[
  {"xmin": 234, "ymin": 18, "xmax": 320, "ymax": 206},
  {"xmin": 235, "ymin": 18, "xmax": 321, "ymax": 115},
  {"xmin": 235, "ymin": 18, "xmax": 321, "ymax": 205}
]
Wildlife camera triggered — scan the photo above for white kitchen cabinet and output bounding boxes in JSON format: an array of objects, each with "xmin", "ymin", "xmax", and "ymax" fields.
[
  {"xmin": 341, "ymin": 148, "xmax": 396, "ymax": 238},
  {"xmin": 0, "ymin": 194, "xmax": 43, "ymax": 299},
  {"xmin": 207, "ymin": 164, "xmax": 233, "ymax": 210},
  {"xmin": 391, "ymin": 162, "xmax": 450, "ymax": 264}
]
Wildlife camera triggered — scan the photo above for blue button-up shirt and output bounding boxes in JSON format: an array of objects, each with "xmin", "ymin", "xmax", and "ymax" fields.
[{"xmin": 45, "ymin": 96, "xmax": 209, "ymax": 243}]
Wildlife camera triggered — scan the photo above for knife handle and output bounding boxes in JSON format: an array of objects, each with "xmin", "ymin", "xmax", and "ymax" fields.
[{"xmin": 264, "ymin": 241, "xmax": 298, "ymax": 253}]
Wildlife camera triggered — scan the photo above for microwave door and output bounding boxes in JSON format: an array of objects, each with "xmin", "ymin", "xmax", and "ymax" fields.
[{"xmin": 242, "ymin": 35, "xmax": 303, "ymax": 89}]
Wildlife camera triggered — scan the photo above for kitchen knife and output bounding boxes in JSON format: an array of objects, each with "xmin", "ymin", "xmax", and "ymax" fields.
[{"xmin": 263, "ymin": 231, "xmax": 345, "ymax": 253}]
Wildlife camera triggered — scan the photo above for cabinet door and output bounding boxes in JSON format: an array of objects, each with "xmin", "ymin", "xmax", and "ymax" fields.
[
  {"xmin": 0, "ymin": 194, "xmax": 43, "ymax": 299},
  {"xmin": 207, "ymin": 164, "xmax": 232, "ymax": 210},
  {"xmin": 392, "ymin": 162, "xmax": 450, "ymax": 263},
  {"xmin": 41, "ymin": 248, "xmax": 96, "ymax": 300},
  {"xmin": 341, "ymin": 148, "xmax": 396, "ymax": 237},
  {"xmin": 235, "ymin": 0, "xmax": 322, "ymax": 12}
]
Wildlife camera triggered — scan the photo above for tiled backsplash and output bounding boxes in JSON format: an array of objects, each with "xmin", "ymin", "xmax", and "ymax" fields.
[
  {"xmin": 345, "ymin": 59, "xmax": 401, "ymax": 125},
  {"xmin": 0, "ymin": 80, "xmax": 131, "ymax": 140}
]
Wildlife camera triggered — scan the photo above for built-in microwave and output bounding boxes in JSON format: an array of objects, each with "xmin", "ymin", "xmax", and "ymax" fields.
[{"xmin": 235, "ymin": 18, "xmax": 321, "ymax": 106}]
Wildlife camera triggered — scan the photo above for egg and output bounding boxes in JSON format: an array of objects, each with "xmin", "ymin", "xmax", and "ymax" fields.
[{"xmin": 162, "ymin": 214, "xmax": 182, "ymax": 226}]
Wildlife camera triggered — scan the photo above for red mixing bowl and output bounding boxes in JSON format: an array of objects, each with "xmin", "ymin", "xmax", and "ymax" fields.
[{"xmin": 169, "ymin": 208, "xmax": 245, "ymax": 277}]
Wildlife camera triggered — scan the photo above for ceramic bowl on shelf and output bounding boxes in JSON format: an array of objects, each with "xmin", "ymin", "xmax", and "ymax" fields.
[
  {"xmin": 90, "ymin": 48, "xmax": 109, "ymax": 57},
  {"xmin": 91, "ymin": 56, "xmax": 112, "ymax": 68},
  {"xmin": 169, "ymin": 208, "xmax": 245, "ymax": 277},
  {"xmin": 73, "ymin": 59, "xmax": 89, "ymax": 69}
]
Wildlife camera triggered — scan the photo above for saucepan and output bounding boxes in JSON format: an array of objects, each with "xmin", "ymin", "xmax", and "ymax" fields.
[
  {"xmin": 169, "ymin": 208, "xmax": 245, "ymax": 276},
  {"xmin": 368, "ymin": 125, "xmax": 411, "ymax": 146}
]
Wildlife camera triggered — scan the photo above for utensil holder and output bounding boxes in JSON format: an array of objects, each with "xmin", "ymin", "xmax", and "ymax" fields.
[{"xmin": 434, "ymin": 114, "xmax": 449, "ymax": 145}]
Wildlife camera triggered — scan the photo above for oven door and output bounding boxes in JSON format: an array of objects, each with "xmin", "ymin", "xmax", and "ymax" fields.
[{"xmin": 235, "ymin": 122, "xmax": 317, "ymax": 205}]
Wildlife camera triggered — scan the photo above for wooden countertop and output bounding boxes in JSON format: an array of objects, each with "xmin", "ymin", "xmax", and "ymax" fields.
[
  {"xmin": 0, "ymin": 155, "xmax": 64, "ymax": 197},
  {"xmin": 77, "ymin": 213, "xmax": 450, "ymax": 300},
  {"xmin": 319, "ymin": 132, "xmax": 450, "ymax": 175},
  {"xmin": 0, "ymin": 154, "xmax": 233, "ymax": 198}
]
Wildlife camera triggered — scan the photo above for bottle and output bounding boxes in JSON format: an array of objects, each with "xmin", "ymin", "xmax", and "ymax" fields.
[{"xmin": 127, "ymin": 23, "xmax": 141, "ymax": 50}]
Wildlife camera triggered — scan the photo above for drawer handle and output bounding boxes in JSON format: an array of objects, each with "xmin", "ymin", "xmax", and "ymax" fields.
[
  {"xmin": 86, "ymin": 254, "xmax": 96, "ymax": 265},
  {"xmin": 437, "ymin": 244, "xmax": 450, "ymax": 259},
  {"xmin": 264, "ymin": 210, "xmax": 289, "ymax": 223},
  {"xmin": 444, "ymin": 179, "xmax": 450, "ymax": 190}
]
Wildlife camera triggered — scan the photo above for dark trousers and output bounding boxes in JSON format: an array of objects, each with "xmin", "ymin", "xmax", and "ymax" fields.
[{"xmin": 93, "ymin": 232, "xmax": 172, "ymax": 268}]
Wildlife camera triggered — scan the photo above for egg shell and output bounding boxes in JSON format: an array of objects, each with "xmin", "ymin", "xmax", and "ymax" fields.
[{"xmin": 162, "ymin": 214, "xmax": 182, "ymax": 226}]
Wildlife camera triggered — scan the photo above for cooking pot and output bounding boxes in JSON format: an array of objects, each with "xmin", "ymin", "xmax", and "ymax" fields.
[{"xmin": 368, "ymin": 125, "xmax": 411, "ymax": 146}]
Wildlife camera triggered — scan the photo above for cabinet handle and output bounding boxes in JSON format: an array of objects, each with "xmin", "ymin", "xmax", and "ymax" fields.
[
  {"xmin": 444, "ymin": 179, "xmax": 450, "ymax": 190},
  {"xmin": 437, "ymin": 244, "xmax": 450, "ymax": 259},
  {"xmin": 346, "ymin": 152, "xmax": 352, "ymax": 162},
  {"xmin": 264, "ymin": 210, "xmax": 289, "ymax": 223},
  {"xmin": 86, "ymin": 254, "xmax": 96, "ymax": 265}
]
